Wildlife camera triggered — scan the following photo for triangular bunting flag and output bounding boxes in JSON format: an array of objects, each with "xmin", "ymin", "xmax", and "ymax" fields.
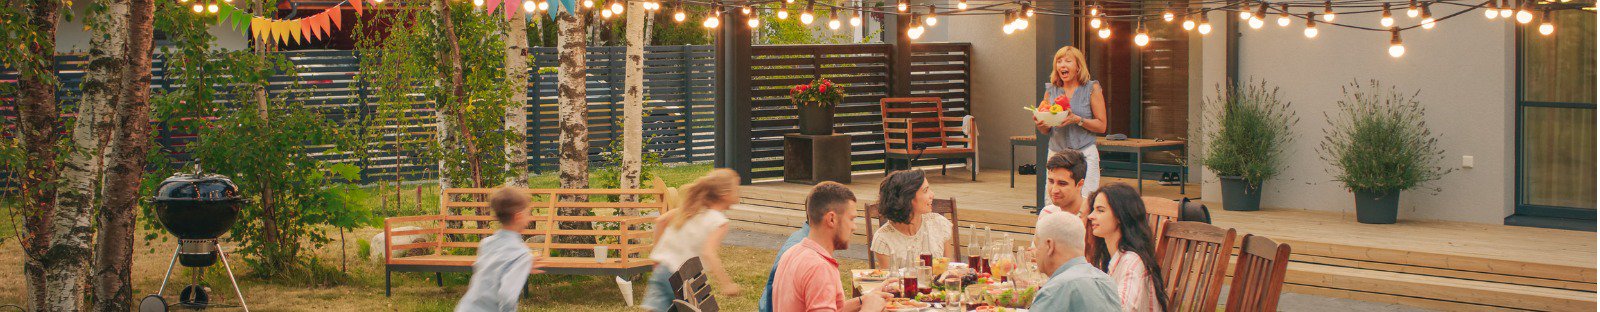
[
  {"xmin": 290, "ymin": 19, "xmax": 304, "ymax": 45},
  {"xmin": 504, "ymin": 0, "xmax": 520, "ymax": 20},
  {"xmin": 216, "ymin": 3, "xmax": 233, "ymax": 26},
  {"xmin": 352, "ymin": 0, "xmax": 363, "ymax": 15},
  {"xmin": 487, "ymin": 0, "xmax": 502, "ymax": 14},
  {"xmin": 249, "ymin": 17, "xmax": 263, "ymax": 42},
  {"xmin": 273, "ymin": 20, "xmax": 290, "ymax": 45},
  {"xmin": 309, "ymin": 12, "xmax": 324, "ymax": 39},
  {"xmin": 548, "ymin": 0, "xmax": 576, "ymax": 20},
  {"xmin": 327, "ymin": 8, "xmax": 344, "ymax": 30},
  {"xmin": 300, "ymin": 17, "xmax": 314, "ymax": 42},
  {"xmin": 234, "ymin": 9, "xmax": 250, "ymax": 31}
]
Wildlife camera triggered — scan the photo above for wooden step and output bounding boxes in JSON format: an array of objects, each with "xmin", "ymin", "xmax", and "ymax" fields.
[{"xmin": 1284, "ymin": 262, "xmax": 1596, "ymax": 311}]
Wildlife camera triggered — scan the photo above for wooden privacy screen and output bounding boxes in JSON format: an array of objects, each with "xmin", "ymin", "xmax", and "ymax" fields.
[{"xmin": 746, "ymin": 43, "xmax": 973, "ymax": 180}]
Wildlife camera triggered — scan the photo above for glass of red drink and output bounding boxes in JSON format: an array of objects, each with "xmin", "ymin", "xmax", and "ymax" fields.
[{"xmin": 920, "ymin": 254, "xmax": 933, "ymax": 266}]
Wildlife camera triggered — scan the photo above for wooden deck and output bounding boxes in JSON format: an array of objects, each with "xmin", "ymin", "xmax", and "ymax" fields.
[{"xmin": 730, "ymin": 170, "xmax": 1597, "ymax": 311}]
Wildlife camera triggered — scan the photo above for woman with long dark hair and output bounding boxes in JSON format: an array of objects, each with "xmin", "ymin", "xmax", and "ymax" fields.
[
  {"xmin": 870, "ymin": 170, "xmax": 954, "ymax": 268},
  {"xmin": 1086, "ymin": 183, "xmax": 1167, "ymax": 311}
]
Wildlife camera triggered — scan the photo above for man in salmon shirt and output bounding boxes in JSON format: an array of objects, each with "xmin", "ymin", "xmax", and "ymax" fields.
[{"xmin": 772, "ymin": 182, "xmax": 890, "ymax": 312}]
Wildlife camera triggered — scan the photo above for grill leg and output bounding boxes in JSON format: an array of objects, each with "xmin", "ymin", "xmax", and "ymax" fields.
[{"xmin": 385, "ymin": 269, "xmax": 392, "ymax": 297}]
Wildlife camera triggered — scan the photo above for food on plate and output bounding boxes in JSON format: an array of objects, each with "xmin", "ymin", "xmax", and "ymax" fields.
[
  {"xmin": 885, "ymin": 298, "xmax": 930, "ymax": 310},
  {"xmin": 856, "ymin": 269, "xmax": 890, "ymax": 280}
]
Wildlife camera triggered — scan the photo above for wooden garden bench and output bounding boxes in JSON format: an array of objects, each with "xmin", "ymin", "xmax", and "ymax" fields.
[{"xmin": 382, "ymin": 181, "xmax": 670, "ymax": 306}]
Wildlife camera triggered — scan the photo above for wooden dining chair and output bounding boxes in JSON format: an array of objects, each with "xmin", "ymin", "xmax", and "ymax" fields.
[
  {"xmin": 1224, "ymin": 234, "xmax": 1292, "ymax": 312},
  {"xmin": 879, "ymin": 97, "xmax": 978, "ymax": 180},
  {"xmin": 863, "ymin": 198, "xmax": 962, "ymax": 269},
  {"xmin": 668, "ymin": 257, "xmax": 719, "ymax": 312},
  {"xmin": 1155, "ymin": 221, "xmax": 1237, "ymax": 312},
  {"xmin": 1142, "ymin": 196, "xmax": 1183, "ymax": 235}
]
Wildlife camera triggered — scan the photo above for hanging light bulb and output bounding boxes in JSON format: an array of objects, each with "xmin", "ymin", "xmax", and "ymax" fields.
[
  {"xmin": 192, "ymin": 3, "xmax": 204, "ymax": 12},
  {"xmin": 704, "ymin": 14, "xmax": 720, "ymax": 28},
  {"xmin": 1239, "ymin": 1, "xmax": 1254, "ymax": 20},
  {"xmin": 207, "ymin": 3, "xmax": 218, "ymax": 13},
  {"xmin": 1380, "ymin": 3, "xmax": 1394, "ymax": 27},
  {"xmin": 1420, "ymin": 4, "xmax": 1436, "ymax": 29},
  {"xmin": 908, "ymin": 14, "xmax": 924, "ymax": 39},
  {"xmin": 1249, "ymin": 16, "xmax": 1264, "ymax": 29},
  {"xmin": 539, "ymin": 0, "xmax": 550, "ymax": 11},
  {"xmin": 1254, "ymin": 2, "xmax": 1268, "ymax": 20},
  {"xmin": 1014, "ymin": 13, "xmax": 1029, "ymax": 29},
  {"xmin": 1388, "ymin": 28, "xmax": 1405, "ymax": 57},
  {"xmin": 674, "ymin": 8, "xmax": 686, "ymax": 22},
  {"xmin": 474, "ymin": 0, "xmax": 485, "ymax": 7},
  {"xmin": 958, "ymin": 0, "xmax": 968, "ymax": 10},
  {"xmin": 1198, "ymin": 13, "xmax": 1213, "ymax": 34},
  {"xmin": 850, "ymin": 11, "xmax": 862, "ymax": 27},
  {"xmin": 1515, "ymin": 2, "xmax": 1534, "ymax": 23},
  {"xmin": 1499, "ymin": 0, "xmax": 1514, "ymax": 18},
  {"xmin": 1134, "ymin": 22, "xmax": 1150, "ymax": 46},
  {"xmin": 1023, "ymin": 2, "xmax": 1034, "ymax": 17},
  {"xmin": 1484, "ymin": 0, "xmax": 1500, "ymax": 18},
  {"xmin": 1406, "ymin": 0, "xmax": 1420, "ymax": 17},
  {"xmin": 748, "ymin": 9, "xmax": 760, "ymax": 28},
  {"xmin": 610, "ymin": 0, "xmax": 623, "ymax": 13},
  {"xmin": 800, "ymin": 1, "xmax": 815, "ymax": 25},
  {"xmin": 828, "ymin": 8, "xmax": 841, "ymax": 30},
  {"xmin": 925, "ymin": 5, "xmax": 939, "ymax": 26},
  {"xmin": 583, "ymin": 0, "xmax": 594, "ymax": 8},
  {"xmin": 1304, "ymin": 12, "xmax": 1319, "ymax": 38},
  {"xmin": 1277, "ymin": 4, "xmax": 1291, "ymax": 26},
  {"xmin": 897, "ymin": 0, "xmax": 908, "ymax": 12},
  {"xmin": 601, "ymin": 8, "xmax": 613, "ymax": 18},
  {"xmin": 778, "ymin": 5, "xmax": 789, "ymax": 19},
  {"xmin": 1182, "ymin": 16, "xmax": 1196, "ymax": 30},
  {"xmin": 1090, "ymin": 14, "xmax": 1103, "ymax": 29},
  {"xmin": 741, "ymin": 5, "xmax": 751, "ymax": 14},
  {"xmin": 179, "ymin": 0, "xmax": 188, "ymax": 3},
  {"xmin": 524, "ymin": 0, "xmax": 536, "ymax": 12},
  {"xmin": 1323, "ymin": 1, "xmax": 1336, "ymax": 21},
  {"xmin": 1538, "ymin": 10, "xmax": 1554, "ymax": 35},
  {"xmin": 1003, "ymin": 22, "xmax": 1016, "ymax": 34},
  {"xmin": 1163, "ymin": 9, "xmax": 1175, "ymax": 22}
]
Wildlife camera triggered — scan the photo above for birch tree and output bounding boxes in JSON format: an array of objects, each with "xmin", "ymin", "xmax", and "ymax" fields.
[
  {"xmin": 504, "ymin": 7, "xmax": 531, "ymax": 187},
  {"xmin": 556, "ymin": 7, "xmax": 588, "ymax": 193},
  {"xmin": 92, "ymin": 0, "xmax": 155, "ymax": 308},
  {"xmin": 620, "ymin": 1, "xmax": 644, "ymax": 201},
  {"xmin": 74, "ymin": 0, "xmax": 128, "ymax": 308}
]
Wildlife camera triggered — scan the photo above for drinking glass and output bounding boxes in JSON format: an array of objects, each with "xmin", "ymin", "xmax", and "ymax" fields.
[{"xmin": 940, "ymin": 277, "xmax": 963, "ymax": 311}]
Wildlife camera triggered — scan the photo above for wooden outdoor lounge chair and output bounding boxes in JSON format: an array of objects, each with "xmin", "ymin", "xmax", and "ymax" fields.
[
  {"xmin": 879, "ymin": 97, "xmax": 978, "ymax": 180},
  {"xmin": 863, "ymin": 198, "xmax": 962, "ymax": 269},
  {"xmin": 1154, "ymin": 221, "xmax": 1238, "ymax": 312},
  {"xmin": 1224, "ymin": 234, "xmax": 1293, "ymax": 312},
  {"xmin": 381, "ymin": 181, "xmax": 670, "ymax": 306}
]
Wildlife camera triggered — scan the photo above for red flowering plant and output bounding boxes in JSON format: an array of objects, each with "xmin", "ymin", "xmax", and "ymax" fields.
[{"xmin": 789, "ymin": 78, "xmax": 847, "ymax": 107}]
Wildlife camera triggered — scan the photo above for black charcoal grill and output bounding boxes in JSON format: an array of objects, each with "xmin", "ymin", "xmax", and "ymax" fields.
[{"xmin": 140, "ymin": 171, "xmax": 250, "ymax": 312}]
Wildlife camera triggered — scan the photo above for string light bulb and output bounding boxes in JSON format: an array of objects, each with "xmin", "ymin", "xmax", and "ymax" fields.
[
  {"xmin": 538, "ymin": 0, "xmax": 550, "ymax": 11},
  {"xmin": 1420, "ymin": 4, "xmax": 1436, "ymax": 29},
  {"xmin": 828, "ymin": 8, "xmax": 841, "ymax": 30},
  {"xmin": 1013, "ymin": 12, "xmax": 1029, "ymax": 29},
  {"xmin": 1407, "ymin": 0, "xmax": 1420, "ymax": 17},
  {"xmin": 1090, "ymin": 14, "xmax": 1103, "ymax": 29},
  {"xmin": 1323, "ymin": 1, "xmax": 1336, "ymax": 21},
  {"xmin": 1134, "ymin": 22, "xmax": 1150, "ymax": 46},
  {"xmin": 924, "ymin": 5, "xmax": 939, "ymax": 26},
  {"xmin": 474, "ymin": 0, "xmax": 485, "ymax": 6},
  {"xmin": 1278, "ymin": 4, "xmax": 1291, "ymax": 26},
  {"xmin": 1249, "ymin": 16, "xmax": 1264, "ymax": 29},
  {"xmin": 958, "ymin": 0, "xmax": 968, "ymax": 10},
  {"xmin": 1304, "ymin": 12, "xmax": 1319, "ymax": 38},
  {"xmin": 206, "ymin": 3, "xmax": 218, "ymax": 13},
  {"xmin": 778, "ymin": 5, "xmax": 789, "ymax": 19},
  {"xmin": 1484, "ymin": 0, "xmax": 1500, "ymax": 18},
  {"xmin": 703, "ymin": 14, "xmax": 720, "ymax": 28},
  {"xmin": 524, "ymin": 0, "xmax": 536, "ymax": 12},
  {"xmin": 1098, "ymin": 27, "xmax": 1111, "ymax": 39},
  {"xmin": 1388, "ymin": 28, "xmax": 1405, "ymax": 58},
  {"xmin": 1240, "ymin": 1, "xmax": 1254, "ymax": 20},
  {"xmin": 1182, "ymin": 16, "xmax": 1196, "ymax": 30},
  {"xmin": 741, "ymin": 5, "xmax": 751, "ymax": 14},
  {"xmin": 1089, "ymin": 4, "xmax": 1099, "ymax": 17},
  {"xmin": 192, "ymin": 3, "xmax": 204, "ymax": 12},
  {"xmin": 1254, "ymin": 2, "xmax": 1269, "ymax": 20},
  {"xmin": 1499, "ymin": 0, "xmax": 1514, "ymax": 18},
  {"xmin": 1198, "ymin": 13, "xmax": 1213, "ymax": 34},
  {"xmin": 1023, "ymin": 2, "xmax": 1034, "ymax": 17},
  {"xmin": 908, "ymin": 14, "xmax": 924, "ymax": 39},
  {"xmin": 583, "ymin": 0, "xmax": 594, "ymax": 8},
  {"xmin": 748, "ymin": 9, "xmax": 760, "ymax": 28},
  {"xmin": 850, "ymin": 11, "xmax": 862, "ymax": 27},
  {"xmin": 1380, "ymin": 3, "xmax": 1394, "ymax": 27},
  {"xmin": 610, "ymin": 1, "xmax": 623, "ymax": 13},
  {"xmin": 674, "ymin": 8, "xmax": 686, "ymax": 22},
  {"xmin": 1515, "ymin": 2, "xmax": 1533, "ymax": 23},
  {"xmin": 1538, "ymin": 10, "xmax": 1553, "ymax": 35},
  {"xmin": 897, "ymin": 0, "xmax": 908, "ymax": 12},
  {"xmin": 800, "ymin": 1, "xmax": 814, "ymax": 25},
  {"xmin": 1163, "ymin": 7, "xmax": 1175, "ymax": 22},
  {"xmin": 601, "ymin": 8, "xmax": 613, "ymax": 18}
]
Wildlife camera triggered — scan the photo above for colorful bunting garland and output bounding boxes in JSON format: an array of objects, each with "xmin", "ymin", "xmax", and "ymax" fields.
[{"xmin": 218, "ymin": 0, "xmax": 356, "ymax": 46}]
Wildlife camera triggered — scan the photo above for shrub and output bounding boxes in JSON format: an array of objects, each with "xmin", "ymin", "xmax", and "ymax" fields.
[
  {"xmin": 1200, "ymin": 80, "xmax": 1298, "ymax": 187},
  {"xmin": 1319, "ymin": 80, "xmax": 1453, "ymax": 192}
]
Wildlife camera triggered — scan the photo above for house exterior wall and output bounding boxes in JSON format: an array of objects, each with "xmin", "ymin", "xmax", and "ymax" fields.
[
  {"xmin": 1196, "ymin": 10, "xmax": 1517, "ymax": 224},
  {"xmin": 56, "ymin": 6, "xmax": 249, "ymax": 53},
  {"xmin": 938, "ymin": 11, "xmax": 1041, "ymax": 171}
]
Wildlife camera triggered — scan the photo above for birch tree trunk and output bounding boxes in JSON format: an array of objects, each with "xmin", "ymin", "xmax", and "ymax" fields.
[
  {"xmin": 504, "ymin": 9, "xmax": 531, "ymax": 187},
  {"xmin": 15, "ymin": 0, "xmax": 89, "ymax": 310},
  {"xmin": 71, "ymin": 0, "xmax": 125, "ymax": 307},
  {"xmin": 92, "ymin": 0, "xmax": 155, "ymax": 309},
  {"xmin": 620, "ymin": 1, "xmax": 644, "ymax": 203},
  {"xmin": 556, "ymin": 9, "xmax": 589, "ymax": 193}
]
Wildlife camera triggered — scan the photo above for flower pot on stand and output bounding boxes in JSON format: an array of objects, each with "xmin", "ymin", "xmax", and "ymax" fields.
[
  {"xmin": 1354, "ymin": 189, "xmax": 1400, "ymax": 224},
  {"xmin": 1219, "ymin": 176, "xmax": 1262, "ymax": 211},
  {"xmin": 797, "ymin": 103, "xmax": 835, "ymax": 135}
]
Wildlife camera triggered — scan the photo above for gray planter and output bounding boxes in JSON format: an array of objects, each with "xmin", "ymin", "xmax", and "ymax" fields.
[
  {"xmin": 1219, "ymin": 176, "xmax": 1262, "ymax": 211},
  {"xmin": 797, "ymin": 103, "xmax": 835, "ymax": 135},
  {"xmin": 1354, "ymin": 189, "xmax": 1400, "ymax": 224}
]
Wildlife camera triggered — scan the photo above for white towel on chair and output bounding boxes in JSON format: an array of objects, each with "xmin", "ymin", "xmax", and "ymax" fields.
[{"xmin": 962, "ymin": 115, "xmax": 979, "ymax": 173}]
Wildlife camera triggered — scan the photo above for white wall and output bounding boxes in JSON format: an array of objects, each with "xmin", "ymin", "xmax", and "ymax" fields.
[
  {"xmin": 57, "ymin": 6, "xmax": 249, "ymax": 54},
  {"xmin": 1197, "ymin": 10, "xmax": 1518, "ymax": 224},
  {"xmin": 937, "ymin": 8, "xmax": 1039, "ymax": 171}
]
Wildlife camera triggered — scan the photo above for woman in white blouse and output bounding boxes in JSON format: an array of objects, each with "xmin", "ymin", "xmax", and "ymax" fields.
[
  {"xmin": 1085, "ymin": 183, "xmax": 1168, "ymax": 312},
  {"xmin": 870, "ymin": 170, "xmax": 954, "ymax": 268}
]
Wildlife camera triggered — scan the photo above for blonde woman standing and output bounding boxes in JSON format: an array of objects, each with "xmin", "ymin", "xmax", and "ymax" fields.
[
  {"xmin": 643, "ymin": 169, "xmax": 743, "ymax": 312},
  {"xmin": 1034, "ymin": 46, "xmax": 1108, "ymax": 198}
]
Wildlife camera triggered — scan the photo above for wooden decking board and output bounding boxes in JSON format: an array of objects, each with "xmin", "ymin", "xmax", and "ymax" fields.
[{"xmin": 735, "ymin": 170, "xmax": 1597, "ymax": 311}]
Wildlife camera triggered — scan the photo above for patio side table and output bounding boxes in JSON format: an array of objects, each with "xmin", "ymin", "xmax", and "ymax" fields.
[
  {"xmin": 783, "ymin": 134, "xmax": 852, "ymax": 185},
  {"xmin": 1009, "ymin": 135, "xmax": 1038, "ymax": 188},
  {"xmin": 1095, "ymin": 137, "xmax": 1187, "ymax": 195}
]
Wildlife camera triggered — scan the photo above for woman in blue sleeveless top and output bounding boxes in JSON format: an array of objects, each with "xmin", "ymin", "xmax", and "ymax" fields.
[{"xmin": 1034, "ymin": 46, "xmax": 1107, "ymax": 198}]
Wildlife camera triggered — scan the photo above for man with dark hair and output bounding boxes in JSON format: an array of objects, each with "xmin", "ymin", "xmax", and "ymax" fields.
[
  {"xmin": 772, "ymin": 182, "xmax": 889, "ymax": 312},
  {"xmin": 1042, "ymin": 149, "xmax": 1090, "ymax": 216}
]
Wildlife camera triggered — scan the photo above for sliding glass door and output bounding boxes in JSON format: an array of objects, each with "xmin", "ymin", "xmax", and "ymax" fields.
[{"xmin": 1515, "ymin": 7, "xmax": 1596, "ymax": 223}]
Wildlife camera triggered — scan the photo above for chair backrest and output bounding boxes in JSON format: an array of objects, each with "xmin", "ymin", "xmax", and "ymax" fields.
[
  {"xmin": 668, "ymin": 257, "xmax": 720, "ymax": 312},
  {"xmin": 1224, "ymin": 234, "xmax": 1292, "ymax": 312},
  {"xmin": 1155, "ymin": 221, "xmax": 1238, "ymax": 312},
  {"xmin": 1142, "ymin": 196, "xmax": 1182, "ymax": 235},
  {"xmin": 863, "ymin": 198, "xmax": 961, "ymax": 268},
  {"xmin": 880, "ymin": 97, "xmax": 958, "ymax": 154}
]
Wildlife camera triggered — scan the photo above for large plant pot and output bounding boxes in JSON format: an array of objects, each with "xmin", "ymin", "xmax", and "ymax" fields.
[
  {"xmin": 1219, "ymin": 176, "xmax": 1262, "ymax": 211},
  {"xmin": 797, "ymin": 103, "xmax": 836, "ymax": 135},
  {"xmin": 1354, "ymin": 189, "xmax": 1400, "ymax": 224}
]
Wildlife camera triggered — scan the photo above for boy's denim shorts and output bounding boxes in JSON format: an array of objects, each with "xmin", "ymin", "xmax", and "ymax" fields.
[{"xmin": 642, "ymin": 265, "xmax": 674, "ymax": 312}]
